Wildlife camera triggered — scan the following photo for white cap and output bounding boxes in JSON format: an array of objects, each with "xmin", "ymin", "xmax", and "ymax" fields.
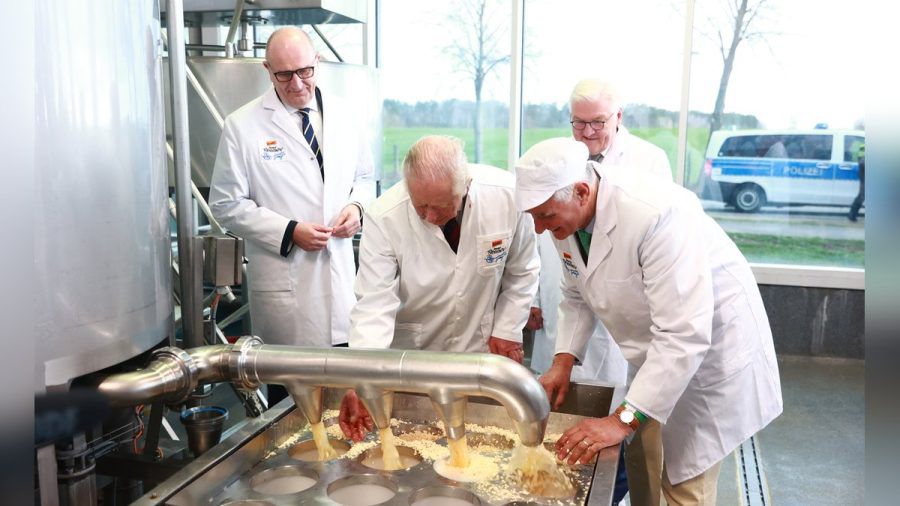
[{"xmin": 514, "ymin": 137, "xmax": 589, "ymax": 211}]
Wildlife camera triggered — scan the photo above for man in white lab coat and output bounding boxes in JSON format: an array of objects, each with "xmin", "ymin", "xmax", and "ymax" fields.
[
  {"xmin": 515, "ymin": 138, "xmax": 782, "ymax": 505},
  {"xmin": 527, "ymin": 79, "xmax": 674, "ymax": 505},
  {"xmin": 530, "ymin": 79, "xmax": 673, "ymax": 387},
  {"xmin": 338, "ymin": 135, "xmax": 540, "ymax": 440},
  {"xmin": 209, "ymin": 29, "xmax": 374, "ymax": 353}
]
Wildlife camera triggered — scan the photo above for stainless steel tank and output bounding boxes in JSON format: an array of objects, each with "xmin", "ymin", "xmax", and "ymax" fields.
[{"xmin": 34, "ymin": 0, "xmax": 173, "ymax": 391}]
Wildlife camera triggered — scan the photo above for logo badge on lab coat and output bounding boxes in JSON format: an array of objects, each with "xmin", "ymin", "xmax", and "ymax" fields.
[
  {"xmin": 483, "ymin": 238, "xmax": 508, "ymax": 265},
  {"xmin": 562, "ymin": 252, "xmax": 580, "ymax": 278},
  {"xmin": 261, "ymin": 139, "xmax": 286, "ymax": 161}
]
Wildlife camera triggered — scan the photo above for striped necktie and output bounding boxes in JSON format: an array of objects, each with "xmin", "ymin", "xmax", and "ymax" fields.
[{"xmin": 299, "ymin": 108, "xmax": 324, "ymax": 180}]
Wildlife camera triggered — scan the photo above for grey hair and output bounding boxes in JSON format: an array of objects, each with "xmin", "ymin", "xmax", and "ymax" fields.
[
  {"xmin": 552, "ymin": 163, "xmax": 597, "ymax": 202},
  {"xmin": 403, "ymin": 135, "xmax": 469, "ymax": 197},
  {"xmin": 569, "ymin": 78, "xmax": 623, "ymax": 114}
]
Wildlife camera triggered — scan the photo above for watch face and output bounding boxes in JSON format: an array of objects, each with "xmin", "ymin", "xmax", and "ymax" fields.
[{"xmin": 620, "ymin": 411, "xmax": 635, "ymax": 424}]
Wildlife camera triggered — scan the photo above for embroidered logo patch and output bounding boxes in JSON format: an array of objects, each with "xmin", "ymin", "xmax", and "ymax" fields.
[
  {"xmin": 261, "ymin": 138, "xmax": 286, "ymax": 161},
  {"xmin": 485, "ymin": 240, "xmax": 508, "ymax": 265},
  {"xmin": 562, "ymin": 252, "xmax": 580, "ymax": 278}
]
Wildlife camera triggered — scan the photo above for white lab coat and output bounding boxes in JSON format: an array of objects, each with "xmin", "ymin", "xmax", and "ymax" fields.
[
  {"xmin": 209, "ymin": 87, "xmax": 375, "ymax": 347},
  {"xmin": 530, "ymin": 127, "xmax": 672, "ymax": 389},
  {"xmin": 553, "ymin": 164, "xmax": 782, "ymax": 484},
  {"xmin": 350, "ymin": 165, "xmax": 540, "ymax": 351},
  {"xmin": 604, "ymin": 125, "xmax": 672, "ymax": 181}
]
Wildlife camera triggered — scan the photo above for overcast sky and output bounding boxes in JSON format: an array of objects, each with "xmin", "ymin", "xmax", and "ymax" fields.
[{"xmin": 374, "ymin": 0, "xmax": 866, "ymax": 130}]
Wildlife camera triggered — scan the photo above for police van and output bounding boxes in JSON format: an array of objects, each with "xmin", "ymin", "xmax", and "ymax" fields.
[{"xmin": 702, "ymin": 129, "xmax": 864, "ymax": 212}]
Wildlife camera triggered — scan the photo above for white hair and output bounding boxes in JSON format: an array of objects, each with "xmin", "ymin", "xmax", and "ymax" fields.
[
  {"xmin": 569, "ymin": 78, "xmax": 623, "ymax": 113},
  {"xmin": 403, "ymin": 135, "xmax": 469, "ymax": 197},
  {"xmin": 552, "ymin": 163, "xmax": 597, "ymax": 202}
]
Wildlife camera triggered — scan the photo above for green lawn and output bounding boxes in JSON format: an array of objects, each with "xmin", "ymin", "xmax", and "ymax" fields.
[
  {"xmin": 729, "ymin": 233, "xmax": 864, "ymax": 267},
  {"xmin": 381, "ymin": 126, "xmax": 711, "ymax": 188},
  {"xmin": 380, "ymin": 127, "xmax": 863, "ymax": 268}
]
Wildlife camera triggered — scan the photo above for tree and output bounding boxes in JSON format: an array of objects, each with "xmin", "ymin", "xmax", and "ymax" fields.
[
  {"xmin": 702, "ymin": 0, "xmax": 778, "ymax": 137},
  {"xmin": 444, "ymin": 0, "xmax": 510, "ymax": 163}
]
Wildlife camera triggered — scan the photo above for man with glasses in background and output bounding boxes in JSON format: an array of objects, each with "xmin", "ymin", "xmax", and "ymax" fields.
[
  {"xmin": 209, "ymin": 27, "xmax": 374, "ymax": 406},
  {"xmin": 528, "ymin": 79, "xmax": 673, "ymax": 505}
]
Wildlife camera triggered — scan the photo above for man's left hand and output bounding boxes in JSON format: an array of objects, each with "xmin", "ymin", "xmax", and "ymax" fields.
[
  {"xmin": 331, "ymin": 204, "xmax": 361, "ymax": 238},
  {"xmin": 488, "ymin": 336, "xmax": 525, "ymax": 364},
  {"xmin": 555, "ymin": 416, "xmax": 632, "ymax": 465}
]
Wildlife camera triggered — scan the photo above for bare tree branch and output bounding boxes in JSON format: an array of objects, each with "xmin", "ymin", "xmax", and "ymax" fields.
[{"xmin": 442, "ymin": 0, "xmax": 510, "ymax": 163}]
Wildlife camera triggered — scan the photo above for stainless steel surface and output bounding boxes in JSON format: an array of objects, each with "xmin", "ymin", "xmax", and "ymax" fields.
[
  {"xmin": 143, "ymin": 391, "xmax": 618, "ymax": 506},
  {"xmin": 163, "ymin": 57, "xmax": 382, "ymax": 188},
  {"xmin": 34, "ymin": 0, "xmax": 173, "ymax": 389},
  {"xmin": 168, "ymin": 0, "xmax": 205, "ymax": 350},
  {"xmin": 191, "ymin": 179, "xmax": 225, "ymax": 233},
  {"xmin": 36, "ymin": 445, "xmax": 59, "ymax": 506},
  {"xmin": 162, "ymin": 0, "xmax": 367, "ymax": 25},
  {"xmin": 98, "ymin": 348, "xmax": 199, "ymax": 407},
  {"xmin": 202, "ymin": 232, "xmax": 244, "ymax": 286},
  {"xmin": 224, "ymin": 0, "xmax": 247, "ymax": 56},
  {"xmin": 97, "ymin": 341, "xmax": 549, "ymax": 447},
  {"xmin": 311, "ymin": 24, "xmax": 345, "ymax": 62}
]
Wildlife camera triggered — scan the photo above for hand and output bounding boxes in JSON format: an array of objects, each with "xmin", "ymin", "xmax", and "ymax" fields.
[
  {"xmin": 338, "ymin": 389, "xmax": 374, "ymax": 442},
  {"xmin": 539, "ymin": 354, "xmax": 575, "ymax": 409},
  {"xmin": 488, "ymin": 336, "xmax": 525, "ymax": 364},
  {"xmin": 555, "ymin": 416, "xmax": 632, "ymax": 465},
  {"xmin": 525, "ymin": 307, "xmax": 543, "ymax": 331},
  {"xmin": 331, "ymin": 204, "xmax": 362, "ymax": 238},
  {"xmin": 293, "ymin": 222, "xmax": 333, "ymax": 251}
]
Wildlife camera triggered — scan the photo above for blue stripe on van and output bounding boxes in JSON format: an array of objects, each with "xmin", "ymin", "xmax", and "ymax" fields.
[{"xmin": 714, "ymin": 158, "xmax": 858, "ymax": 181}]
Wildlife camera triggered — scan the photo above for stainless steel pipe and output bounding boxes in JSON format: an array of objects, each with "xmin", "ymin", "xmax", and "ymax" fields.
[{"xmin": 97, "ymin": 338, "xmax": 550, "ymax": 446}]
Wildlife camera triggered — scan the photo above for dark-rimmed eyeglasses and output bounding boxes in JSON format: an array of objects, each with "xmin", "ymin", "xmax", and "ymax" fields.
[
  {"xmin": 570, "ymin": 111, "xmax": 617, "ymax": 131},
  {"xmin": 272, "ymin": 66, "xmax": 315, "ymax": 82}
]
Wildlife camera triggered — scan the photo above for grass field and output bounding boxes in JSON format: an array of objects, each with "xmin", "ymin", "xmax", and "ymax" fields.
[
  {"xmin": 379, "ymin": 127, "xmax": 863, "ymax": 268},
  {"xmin": 381, "ymin": 126, "xmax": 710, "ymax": 187},
  {"xmin": 728, "ymin": 233, "xmax": 864, "ymax": 267}
]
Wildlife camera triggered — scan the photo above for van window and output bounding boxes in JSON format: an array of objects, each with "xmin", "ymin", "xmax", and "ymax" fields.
[
  {"xmin": 796, "ymin": 135, "xmax": 832, "ymax": 160},
  {"xmin": 719, "ymin": 134, "xmax": 832, "ymax": 160}
]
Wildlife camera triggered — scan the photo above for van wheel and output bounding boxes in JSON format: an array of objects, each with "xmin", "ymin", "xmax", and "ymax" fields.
[{"xmin": 733, "ymin": 184, "xmax": 765, "ymax": 213}]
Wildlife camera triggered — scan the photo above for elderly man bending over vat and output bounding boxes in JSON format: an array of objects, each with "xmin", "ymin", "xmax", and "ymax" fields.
[{"xmin": 339, "ymin": 135, "xmax": 540, "ymax": 440}]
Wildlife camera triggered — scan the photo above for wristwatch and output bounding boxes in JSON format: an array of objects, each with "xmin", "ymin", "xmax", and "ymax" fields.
[{"xmin": 613, "ymin": 402, "xmax": 646, "ymax": 431}]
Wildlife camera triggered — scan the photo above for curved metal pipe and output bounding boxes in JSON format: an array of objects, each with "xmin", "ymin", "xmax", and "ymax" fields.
[
  {"xmin": 98, "ymin": 348, "xmax": 200, "ymax": 407},
  {"xmin": 242, "ymin": 344, "xmax": 550, "ymax": 446},
  {"xmin": 96, "ymin": 339, "xmax": 550, "ymax": 446}
]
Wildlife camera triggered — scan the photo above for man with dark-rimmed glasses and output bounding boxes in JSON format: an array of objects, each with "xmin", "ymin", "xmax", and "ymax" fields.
[{"xmin": 209, "ymin": 27, "xmax": 375, "ymax": 406}]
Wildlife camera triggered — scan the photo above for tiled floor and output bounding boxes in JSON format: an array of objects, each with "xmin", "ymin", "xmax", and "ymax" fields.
[
  {"xmin": 750, "ymin": 356, "xmax": 864, "ymax": 506},
  {"xmin": 621, "ymin": 355, "xmax": 865, "ymax": 505}
]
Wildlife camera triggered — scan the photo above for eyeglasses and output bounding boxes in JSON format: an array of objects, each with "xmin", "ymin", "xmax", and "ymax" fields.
[
  {"xmin": 272, "ymin": 66, "xmax": 315, "ymax": 82},
  {"xmin": 570, "ymin": 111, "xmax": 617, "ymax": 131}
]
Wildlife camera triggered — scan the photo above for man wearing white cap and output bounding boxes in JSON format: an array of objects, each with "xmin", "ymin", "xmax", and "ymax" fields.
[{"xmin": 515, "ymin": 137, "xmax": 782, "ymax": 505}]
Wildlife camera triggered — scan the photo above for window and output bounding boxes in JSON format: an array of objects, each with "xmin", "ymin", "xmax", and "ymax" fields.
[
  {"xmin": 521, "ymin": 0, "xmax": 683, "ymax": 176},
  {"xmin": 687, "ymin": 0, "xmax": 864, "ymax": 269},
  {"xmin": 379, "ymin": 0, "xmax": 511, "ymax": 190}
]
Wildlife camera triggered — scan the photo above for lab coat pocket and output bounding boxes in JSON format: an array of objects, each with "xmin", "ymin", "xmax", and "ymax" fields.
[
  {"xmin": 394, "ymin": 322, "xmax": 424, "ymax": 349},
  {"xmin": 246, "ymin": 247, "xmax": 293, "ymax": 292},
  {"xmin": 603, "ymin": 273, "xmax": 648, "ymax": 326},
  {"xmin": 694, "ymin": 301, "xmax": 755, "ymax": 388},
  {"xmin": 477, "ymin": 231, "xmax": 512, "ymax": 276}
]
